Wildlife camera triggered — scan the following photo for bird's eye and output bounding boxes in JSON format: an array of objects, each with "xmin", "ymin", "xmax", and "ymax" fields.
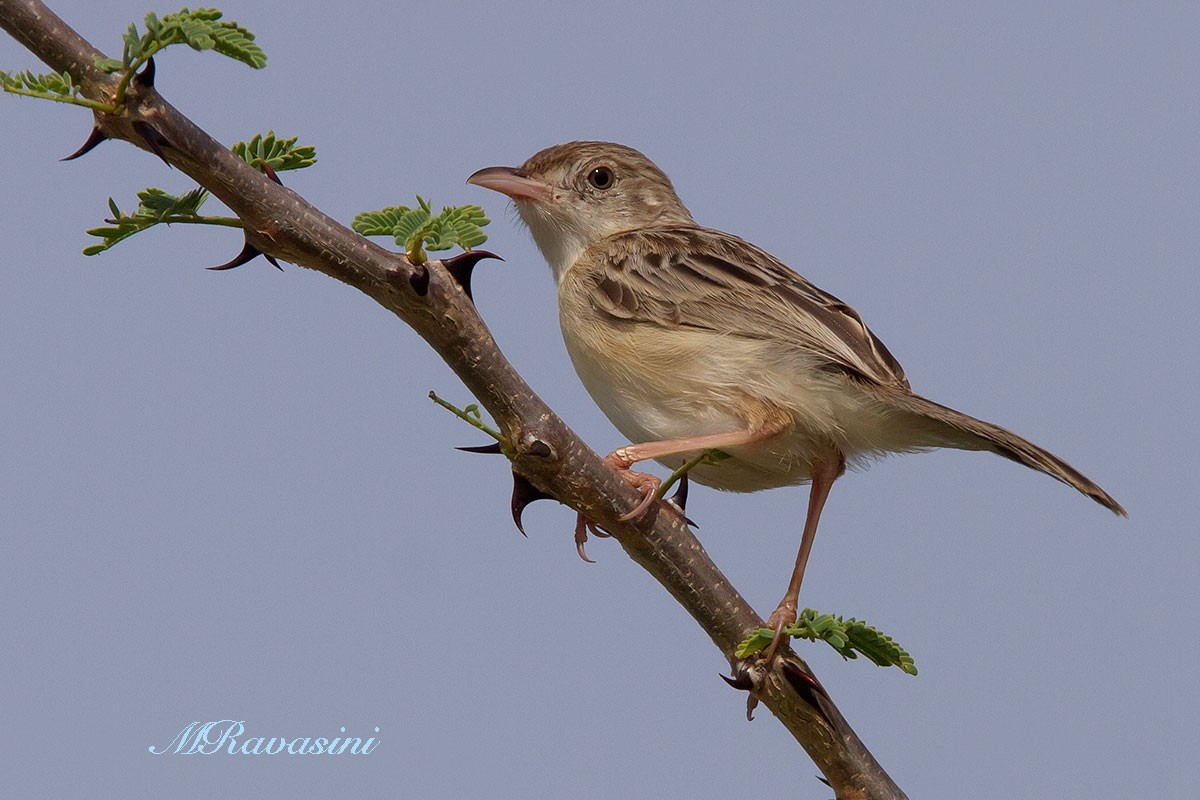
[{"xmin": 587, "ymin": 166, "xmax": 615, "ymax": 190}]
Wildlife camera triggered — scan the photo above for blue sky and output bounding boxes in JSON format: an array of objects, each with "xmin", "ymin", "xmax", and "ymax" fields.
[{"xmin": 2, "ymin": 2, "xmax": 1196, "ymax": 797}]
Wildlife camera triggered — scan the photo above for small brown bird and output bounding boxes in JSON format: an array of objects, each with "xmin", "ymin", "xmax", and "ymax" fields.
[{"xmin": 468, "ymin": 141, "xmax": 1124, "ymax": 652}]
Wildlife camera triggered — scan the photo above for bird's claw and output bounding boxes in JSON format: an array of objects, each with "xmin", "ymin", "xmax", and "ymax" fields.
[
  {"xmin": 762, "ymin": 603, "xmax": 798, "ymax": 663},
  {"xmin": 573, "ymin": 514, "xmax": 610, "ymax": 563},
  {"xmin": 572, "ymin": 454, "xmax": 681, "ymax": 560},
  {"xmin": 607, "ymin": 465, "xmax": 662, "ymax": 521}
]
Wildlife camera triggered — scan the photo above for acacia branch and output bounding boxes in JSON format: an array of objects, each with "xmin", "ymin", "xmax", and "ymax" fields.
[{"xmin": 0, "ymin": 2, "xmax": 905, "ymax": 797}]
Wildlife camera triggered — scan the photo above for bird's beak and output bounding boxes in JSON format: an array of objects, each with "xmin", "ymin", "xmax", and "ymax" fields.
[{"xmin": 466, "ymin": 166, "xmax": 553, "ymax": 202}]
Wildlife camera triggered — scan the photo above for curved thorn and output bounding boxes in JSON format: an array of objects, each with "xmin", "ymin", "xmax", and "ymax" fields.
[
  {"xmin": 781, "ymin": 661, "xmax": 832, "ymax": 724},
  {"xmin": 131, "ymin": 120, "xmax": 171, "ymax": 167},
  {"xmin": 440, "ymin": 249, "xmax": 502, "ymax": 301},
  {"xmin": 263, "ymin": 253, "xmax": 283, "ymax": 271},
  {"xmin": 781, "ymin": 660, "xmax": 829, "ymax": 701},
  {"xmin": 208, "ymin": 240, "xmax": 261, "ymax": 271},
  {"xmin": 456, "ymin": 442, "xmax": 504, "ymax": 455},
  {"xmin": 259, "ymin": 161, "xmax": 283, "ymax": 185},
  {"xmin": 409, "ymin": 264, "xmax": 430, "ymax": 296},
  {"xmin": 511, "ymin": 472, "xmax": 552, "ymax": 537},
  {"xmin": 668, "ymin": 470, "xmax": 689, "ymax": 511},
  {"xmin": 665, "ymin": 472, "xmax": 698, "ymax": 527},
  {"xmin": 132, "ymin": 56, "xmax": 155, "ymax": 88},
  {"xmin": 61, "ymin": 126, "xmax": 108, "ymax": 161},
  {"xmin": 720, "ymin": 669, "xmax": 755, "ymax": 691}
]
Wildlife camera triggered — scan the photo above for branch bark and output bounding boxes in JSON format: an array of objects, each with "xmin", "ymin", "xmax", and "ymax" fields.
[{"xmin": 1, "ymin": 2, "xmax": 905, "ymax": 797}]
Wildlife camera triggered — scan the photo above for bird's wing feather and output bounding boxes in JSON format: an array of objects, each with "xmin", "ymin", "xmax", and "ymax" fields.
[{"xmin": 587, "ymin": 226, "xmax": 910, "ymax": 389}]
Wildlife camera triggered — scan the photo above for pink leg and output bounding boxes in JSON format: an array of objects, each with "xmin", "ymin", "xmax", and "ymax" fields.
[
  {"xmin": 573, "ymin": 424, "xmax": 787, "ymax": 561},
  {"xmin": 763, "ymin": 454, "xmax": 845, "ymax": 662},
  {"xmin": 605, "ymin": 426, "xmax": 783, "ymax": 521}
]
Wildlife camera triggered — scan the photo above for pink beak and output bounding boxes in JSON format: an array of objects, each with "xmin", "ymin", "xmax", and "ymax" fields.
[{"xmin": 466, "ymin": 166, "xmax": 553, "ymax": 202}]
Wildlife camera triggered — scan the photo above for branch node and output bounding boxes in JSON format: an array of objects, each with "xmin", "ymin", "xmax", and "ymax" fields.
[
  {"xmin": 408, "ymin": 263, "xmax": 430, "ymax": 296},
  {"xmin": 521, "ymin": 436, "xmax": 555, "ymax": 461}
]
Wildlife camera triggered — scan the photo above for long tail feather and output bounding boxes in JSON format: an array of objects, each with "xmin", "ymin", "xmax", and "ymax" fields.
[{"xmin": 882, "ymin": 391, "xmax": 1126, "ymax": 516}]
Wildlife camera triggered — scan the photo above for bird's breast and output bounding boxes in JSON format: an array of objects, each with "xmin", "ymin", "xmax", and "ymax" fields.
[
  {"xmin": 556, "ymin": 282, "xmax": 832, "ymax": 490},
  {"xmin": 555, "ymin": 266, "xmax": 938, "ymax": 491}
]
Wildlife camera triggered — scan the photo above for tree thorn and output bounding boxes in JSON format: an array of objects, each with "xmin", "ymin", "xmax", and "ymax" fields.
[
  {"xmin": 669, "ymin": 470, "xmax": 689, "ymax": 510},
  {"xmin": 778, "ymin": 659, "xmax": 834, "ymax": 726},
  {"xmin": 61, "ymin": 126, "xmax": 109, "ymax": 161},
  {"xmin": 132, "ymin": 56, "xmax": 156, "ymax": 88},
  {"xmin": 720, "ymin": 662, "xmax": 757, "ymax": 691},
  {"xmin": 131, "ymin": 120, "xmax": 171, "ymax": 167},
  {"xmin": 780, "ymin": 659, "xmax": 829, "ymax": 702},
  {"xmin": 439, "ymin": 249, "xmax": 502, "ymax": 301},
  {"xmin": 209, "ymin": 239, "xmax": 264, "ymax": 271},
  {"xmin": 664, "ymin": 472, "xmax": 697, "ymax": 526},
  {"xmin": 456, "ymin": 442, "xmax": 504, "ymax": 455},
  {"xmin": 259, "ymin": 161, "xmax": 282, "ymax": 185},
  {"xmin": 511, "ymin": 471, "xmax": 553, "ymax": 537}
]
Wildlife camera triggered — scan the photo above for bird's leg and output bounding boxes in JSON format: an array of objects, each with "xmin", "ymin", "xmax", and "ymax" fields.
[
  {"xmin": 606, "ymin": 427, "xmax": 782, "ymax": 521},
  {"xmin": 762, "ymin": 454, "xmax": 845, "ymax": 663},
  {"xmin": 573, "ymin": 425, "xmax": 783, "ymax": 561}
]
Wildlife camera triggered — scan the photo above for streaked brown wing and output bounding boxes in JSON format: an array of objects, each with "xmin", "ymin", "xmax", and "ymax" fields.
[{"xmin": 588, "ymin": 226, "xmax": 910, "ymax": 389}]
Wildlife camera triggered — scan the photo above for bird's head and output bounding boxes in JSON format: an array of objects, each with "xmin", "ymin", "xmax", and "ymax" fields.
[{"xmin": 467, "ymin": 141, "xmax": 694, "ymax": 283}]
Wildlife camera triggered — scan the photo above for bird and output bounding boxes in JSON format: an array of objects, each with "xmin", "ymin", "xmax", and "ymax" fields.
[{"xmin": 467, "ymin": 141, "xmax": 1125, "ymax": 656}]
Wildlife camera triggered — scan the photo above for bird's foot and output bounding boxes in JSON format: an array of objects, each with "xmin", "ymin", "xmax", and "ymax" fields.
[
  {"xmin": 571, "ymin": 456, "xmax": 664, "ymax": 562},
  {"xmin": 573, "ymin": 513, "xmax": 611, "ymax": 563},
  {"xmin": 762, "ymin": 601, "xmax": 798, "ymax": 663},
  {"xmin": 602, "ymin": 451, "xmax": 663, "ymax": 521}
]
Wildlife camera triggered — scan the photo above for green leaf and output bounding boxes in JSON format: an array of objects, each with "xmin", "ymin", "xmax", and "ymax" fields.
[
  {"xmin": 197, "ymin": 17, "xmax": 264, "ymax": 67},
  {"xmin": 735, "ymin": 608, "xmax": 918, "ymax": 675},
  {"xmin": 734, "ymin": 629, "xmax": 776, "ymax": 659},
  {"xmin": 94, "ymin": 57, "xmax": 125, "ymax": 73},
  {"xmin": 391, "ymin": 206, "xmax": 435, "ymax": 249},
  {"xmin": 351, "ymin": 206, "xmax": 412, "ymax": 238},
  {"xmin": 1, "ymin": 68, "xmax": 80, "ymax": 99},
  {"xmin": 105, "ymin": 7, "xmax": 267, "ymax": 75},
  {"xmin": 84, "ymin": 186, "xmax": 235, "ymax": 255},
  {"xmin": 231, "ymin": 131, "xmax": 317, "ymax": 172},
  {"xmin": 355, "ymin": 198, "xmax": 490, "ymax": 264},
  {"xmin": 429, "ymin": 204, "xmax": 490, "ymax": 251}
]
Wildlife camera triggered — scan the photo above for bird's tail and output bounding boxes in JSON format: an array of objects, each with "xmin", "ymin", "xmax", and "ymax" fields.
[{"xmin": 881, "ymin": 390, "xmax": 1126, "ymax": 516}]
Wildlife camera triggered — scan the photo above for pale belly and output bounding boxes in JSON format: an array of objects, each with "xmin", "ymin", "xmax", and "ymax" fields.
[{"xmin": 558, "ymin": 313, "xmax": 928, "ymax": 492}]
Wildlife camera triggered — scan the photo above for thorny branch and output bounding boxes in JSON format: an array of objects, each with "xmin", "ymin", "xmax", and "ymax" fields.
[{"xmin": 0, "ymin": 2, "xmax": 906, "ymax": 797}]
